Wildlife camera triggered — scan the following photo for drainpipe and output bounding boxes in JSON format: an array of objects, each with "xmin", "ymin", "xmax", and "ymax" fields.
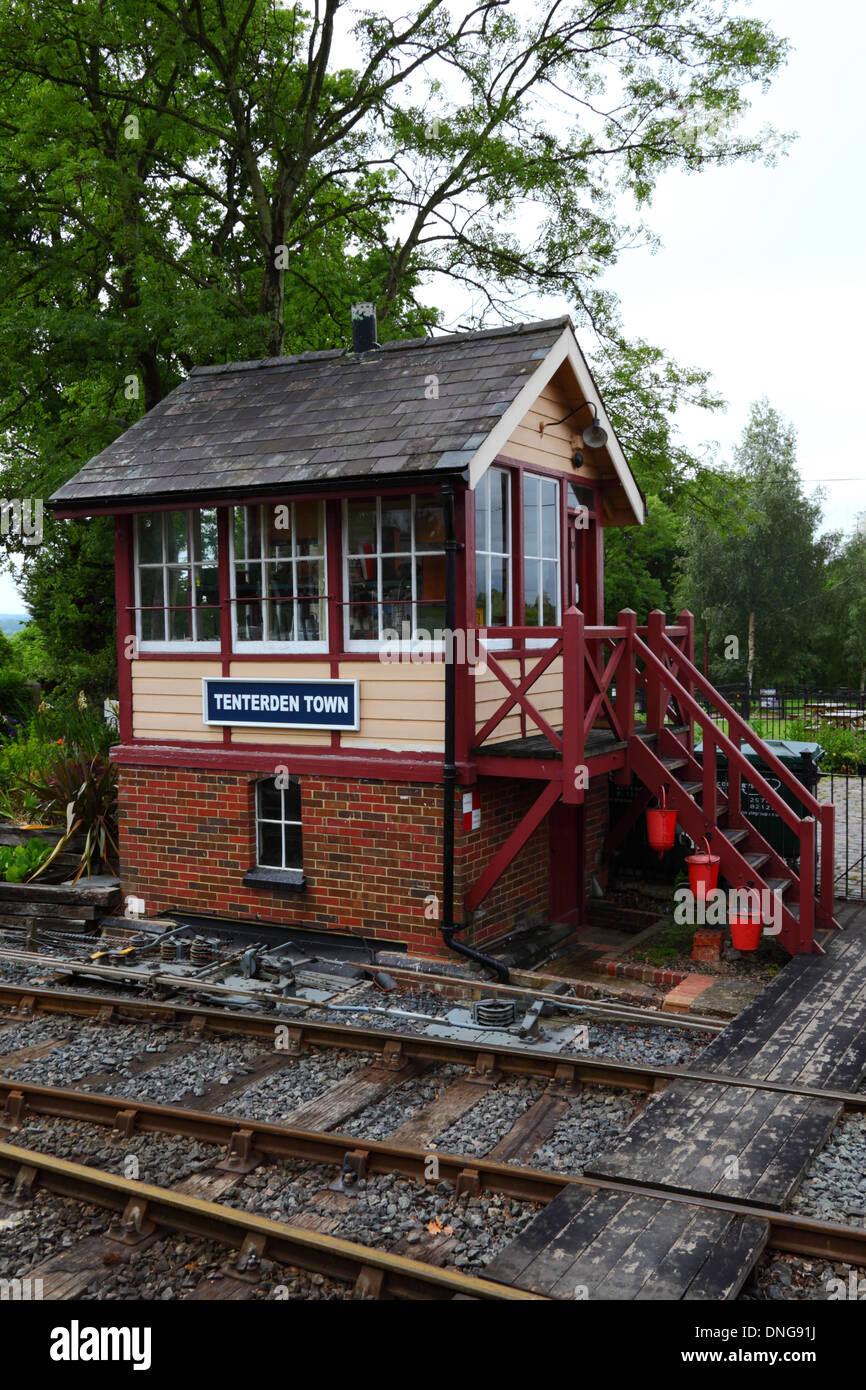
[{"xmin": 439, "ymin": 479, "xmax": 509, "ymax": 983}]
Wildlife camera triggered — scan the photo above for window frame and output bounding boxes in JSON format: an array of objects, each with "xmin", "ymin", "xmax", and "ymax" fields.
[
  {"xmin": 522, "ymin": 472, "xmax": 561, "ymax": 629},
  {"xmin": 230, "ymin": 501, "xmax": 329, "ymax": 654},
  {"xmin": 473, "ymin": 465, "xmax": 513, "ymax": 631},
  {"xmin": 133, "ymin": 508, "xmax": 221, "ymax": 653},
  {"xmin": 255, "ymin": 775, "xmax": 303, "ymax": 872},
  {"xmin": 342, "ymin": 493, "xmax": 448, "ymax": 652}
]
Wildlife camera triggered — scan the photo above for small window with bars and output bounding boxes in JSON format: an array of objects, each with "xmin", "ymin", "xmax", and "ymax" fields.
[{"xmin": 256, "ymin": 776, "xmax": 303, "ymax": 871}]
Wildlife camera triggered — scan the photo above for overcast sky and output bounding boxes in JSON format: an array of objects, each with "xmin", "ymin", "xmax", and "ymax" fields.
[{"xmin": 2, "ymin": 0, "xmax": 862, "ymax": 613}]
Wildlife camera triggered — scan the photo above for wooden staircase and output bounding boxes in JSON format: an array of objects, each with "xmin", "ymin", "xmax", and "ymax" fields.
[
  {"xmin": 464, "ymin": 606, "xmax": 838, "ymax": 955},
  {"xmin": 627, "ymin": 615, "xmax": 840, "ymax": 956}
]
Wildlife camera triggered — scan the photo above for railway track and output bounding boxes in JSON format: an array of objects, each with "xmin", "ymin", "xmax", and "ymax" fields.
[
  {"xmin": 0, "ymin": 1137, "xmax": 538, "ymax": 1301},
  {"xmin": 0, "ymin": 980, "xmax": 864, "ymax": 1112},
  {"xmin": 0, "ymin": 943, "xmax": 726, "ymax": 1033},
  {"xmin": 3, "ymin": 976, "xmax": 866, "ymax": 1301},
  {"xmin": 3, "ymin": 1077, "xmax": 866, "ymax": 1290}
]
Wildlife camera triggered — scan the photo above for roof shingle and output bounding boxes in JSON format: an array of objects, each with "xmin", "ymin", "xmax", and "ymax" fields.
[{"xmin": 50, "ymin": 317, "xmax": 571, "ymax": 509}]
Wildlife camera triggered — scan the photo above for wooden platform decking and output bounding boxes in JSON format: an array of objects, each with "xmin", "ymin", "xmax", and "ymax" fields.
[
  {"xmin": 483, "ymin": 900, "xmax": 866, "ymax": 1300},
  {"xmin": 472, "ymin": 723, "xmax": 688, "ymax": 762}
]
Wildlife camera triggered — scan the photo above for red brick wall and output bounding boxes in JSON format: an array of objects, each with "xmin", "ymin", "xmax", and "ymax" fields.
[
  {"xmin": 457, "ymin": 778, "xmax": 550, "ymax": 947},
  {"xmin": 117, "ymin": 765, "xmax": 554, "ymax": 958}
]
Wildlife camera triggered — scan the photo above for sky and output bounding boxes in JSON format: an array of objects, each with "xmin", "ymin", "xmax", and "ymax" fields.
[
  {"xmin": 2, "ymin": 0, "xmax": 862, "ymax": 612},
  {"xmin": 595, "ymin": 0, "xmax": 866, "ymax": 536}
]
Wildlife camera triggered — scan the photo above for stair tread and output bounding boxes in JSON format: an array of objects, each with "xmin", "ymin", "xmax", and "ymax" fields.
[
  {"xmin": 661, "ymin": 757, "xmax": 688, "ymax": 770},
  {"xmin": 743, "ymin": 853, "xmax": 769, "ymax": 869},
  {"xmin": 765, "ymin": 877, "xmax": 792, "ymax": 894},
  {"xmin": 720, "ymin": 828, "xmax": 749, "ymax": 845}
]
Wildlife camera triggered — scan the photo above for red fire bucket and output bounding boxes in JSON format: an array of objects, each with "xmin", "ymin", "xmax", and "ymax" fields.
[
  {"xmin": 646, "ymin": 785, "xmax": 677, "ymax": 854},
  {"xmin": 685, "ymin": 837, "xmax": 720, "ymax": 898},
  {"xmin": 729, "ymin": 901, "xmax": 762, "ymax": 951}
]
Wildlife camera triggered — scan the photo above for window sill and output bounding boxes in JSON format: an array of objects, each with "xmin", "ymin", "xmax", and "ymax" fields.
[{"xmin": 243, "ymin": 867, "xmax": 306, "ymax": 892}]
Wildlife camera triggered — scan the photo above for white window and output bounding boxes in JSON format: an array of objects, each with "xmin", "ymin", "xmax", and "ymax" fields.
[
  {"xmin": 256, "ymin": 776, "xmax": 302, "ymax": 870},
  {"xmin": 232, "ymin": 501, "xmax": 327, "ymax": 651},
  {"xmin": 134, "ymin": 510, "xmax": 220, "ymax": 650},
  {"xmin": 523, "ymin": 474, "xmax": 560, "ymax": 625},
  {"xmin": 474, "ymin": 467, "xmax": 511, "ymax": 627},
  {"xmin": 344, "ymin": 495, "xmax": 446, "ymax": 648}
]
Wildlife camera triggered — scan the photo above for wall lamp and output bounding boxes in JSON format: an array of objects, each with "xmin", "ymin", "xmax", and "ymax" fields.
[{"xmin": 540, "ymin": 399, "xmax": 608, "ymax": 450}]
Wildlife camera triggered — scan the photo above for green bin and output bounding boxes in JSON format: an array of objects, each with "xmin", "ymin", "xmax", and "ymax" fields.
[{"xmin": 693, "ymin": 739, "xmax": 824, "ymax": 861}]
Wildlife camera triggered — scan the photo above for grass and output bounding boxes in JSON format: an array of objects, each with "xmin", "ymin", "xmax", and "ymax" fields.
[{"xmin": 630, "ymin": 918, "xmax": 694, "ymax": 966}]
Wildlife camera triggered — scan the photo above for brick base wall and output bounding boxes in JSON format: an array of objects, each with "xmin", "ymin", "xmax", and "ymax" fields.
[{"xmin": 117, "ymin": 765, "xmax": 564, "ymax": 958}]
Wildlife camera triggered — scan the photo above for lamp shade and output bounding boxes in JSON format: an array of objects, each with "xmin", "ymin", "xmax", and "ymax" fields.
[{"xmin": 582, "ymin": 417, "xmax": 608, "ymax": 449}]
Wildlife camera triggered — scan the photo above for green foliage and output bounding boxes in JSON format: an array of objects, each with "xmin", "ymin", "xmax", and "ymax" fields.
[
  {"xmin": 6, "ymin": 623, "xmax": 55, "ymax": 686},
  {"xmin": 0, "ymin": 836, "xmax": 53, "ymax": 882},
  {"xmin": 785, "ymin": 718, "xmax": 866, "ymax": 774},
  {"xmin": 0, "ymin": 724, "xmax": 65, "ymax": 799},
  {"xmin": 0, "ymin": 668, "xmax": 36, "ymax": 722},
  {"xmin": 0, "ymin": 784, "xmax": 42, "ymax": 826},
  {"xmin": 0, "ymin": 697, "xmax": 118, "ymax": 829},
  {"xmin": 18, "ymin": 522, "xmax": 117, "ymax": 702},
  {"xmin": 0, "ymin": 0, "xmax": 790, "ymax": 680},
  {"xmin": 604, "ymin": 494, "xmax": 683, "ymax": 621},
  {"xmin": 29, "ymin": 699, "xmax": 118, "ymax": 760},
  {"xmin": 676, "ymin": 400, "xmax": 833, "ymax": 686}
]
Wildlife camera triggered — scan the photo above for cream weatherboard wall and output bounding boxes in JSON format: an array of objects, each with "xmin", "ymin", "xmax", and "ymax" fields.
[
  {"xmin": 130, "ymin": 659, "xmax": 446, "ymax": 752},
  {"xmin": 131, "ymin": 661, "xmax": 224, "ymax": 743}
]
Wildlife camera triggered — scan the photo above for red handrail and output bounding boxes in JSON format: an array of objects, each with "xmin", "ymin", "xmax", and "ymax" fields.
[
  {"xmin": 636, "ymin": 628, "xmax": 834, "ymax": 929},
  {"xmin": 656, "ymin": 632, "xmax": 826, "ymax": 823}
]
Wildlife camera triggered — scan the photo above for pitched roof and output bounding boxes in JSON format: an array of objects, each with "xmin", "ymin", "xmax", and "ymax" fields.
[{"xmin": 50, "ymin": 317, "xmax": 574, "ymax": 510}]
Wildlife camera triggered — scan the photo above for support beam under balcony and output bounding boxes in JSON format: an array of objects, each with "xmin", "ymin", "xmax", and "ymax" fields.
[{"xmin": 464, "ymin": 782, "xmax": 563, "ymax": 913}]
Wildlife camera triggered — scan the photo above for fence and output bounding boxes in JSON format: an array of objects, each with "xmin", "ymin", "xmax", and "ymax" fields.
[
  {"xmin": 819, "ymin": 773, "xmax": 865, "ymax": 901},
  {"xmin": 700, "ymin": 682, "xmax": 866, "ymax": 750}
]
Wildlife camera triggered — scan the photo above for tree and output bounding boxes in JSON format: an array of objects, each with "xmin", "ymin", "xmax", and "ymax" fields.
[
  {"xmin": 0, "ymin": 0, "xmax": 791, "ymax": 692},
  {"xmin": 676, "ymin": 400, "xmax": 832, "ymax": 688},
  {"xmin": 826, "ymin": 525, "xmax": 866, "ymax": 692},
  {"xmin": 603, "ymin": 494, "xmax": 681, "ymax": 621}
]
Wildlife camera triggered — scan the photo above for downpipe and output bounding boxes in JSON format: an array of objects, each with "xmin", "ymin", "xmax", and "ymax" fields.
[{"xmin": 440, "ymin": 480, "xmax": 509, "ymax": 984}]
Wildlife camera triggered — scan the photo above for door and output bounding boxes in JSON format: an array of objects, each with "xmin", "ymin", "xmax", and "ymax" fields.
[{"xmin": 566, "ymin": 508, "xmax": 584, "ymax": 609}]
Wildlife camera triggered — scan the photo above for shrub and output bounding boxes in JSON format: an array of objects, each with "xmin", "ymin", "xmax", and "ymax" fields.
[
  {"xmin": 0, "ymin": 726, "xmax": 67, "ymax": 822},
  {"xmin": 785, "ymin": 718, "xmax": 866, "ymax": 773},
  {"xmin": 0, "ymin": 669, "xmax": 36, "ymax": 723},
  {"xmin": 27, "ymin": 751, "xmax": 119, "ymax": 880},
  {"xmin": 0, "ymin": 837, "xmax": 54, "ymax": 882},
  {"xmin": 29, "ymin": 698, "xmax": 118, "ymax": 759}
]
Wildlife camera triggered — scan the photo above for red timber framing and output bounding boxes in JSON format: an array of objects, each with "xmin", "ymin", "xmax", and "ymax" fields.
[{"xmin": 108, "ymin": 456, "xmax": 603, "ymax": 764}]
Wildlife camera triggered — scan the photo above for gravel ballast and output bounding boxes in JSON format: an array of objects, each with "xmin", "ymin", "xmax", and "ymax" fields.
[{"xmin": 788, "ymin": 1112, "xmax": 866, "ymax": 1226}]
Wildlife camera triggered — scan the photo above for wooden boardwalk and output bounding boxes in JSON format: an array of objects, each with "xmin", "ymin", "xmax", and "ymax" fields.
[{"xmin": 484, "ymin": 901, "xmax": 866, "ymax": 1300}]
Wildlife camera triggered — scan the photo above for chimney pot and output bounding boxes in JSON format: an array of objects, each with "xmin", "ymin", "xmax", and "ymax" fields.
[{"xmin": 351, "ymin": 302, "xmax": 378, "ymax": 354}]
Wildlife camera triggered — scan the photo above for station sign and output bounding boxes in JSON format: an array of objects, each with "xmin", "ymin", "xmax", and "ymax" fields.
[{"xmin": 202, "ymin": 677, "xmax": 360, "ymax": 730}]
